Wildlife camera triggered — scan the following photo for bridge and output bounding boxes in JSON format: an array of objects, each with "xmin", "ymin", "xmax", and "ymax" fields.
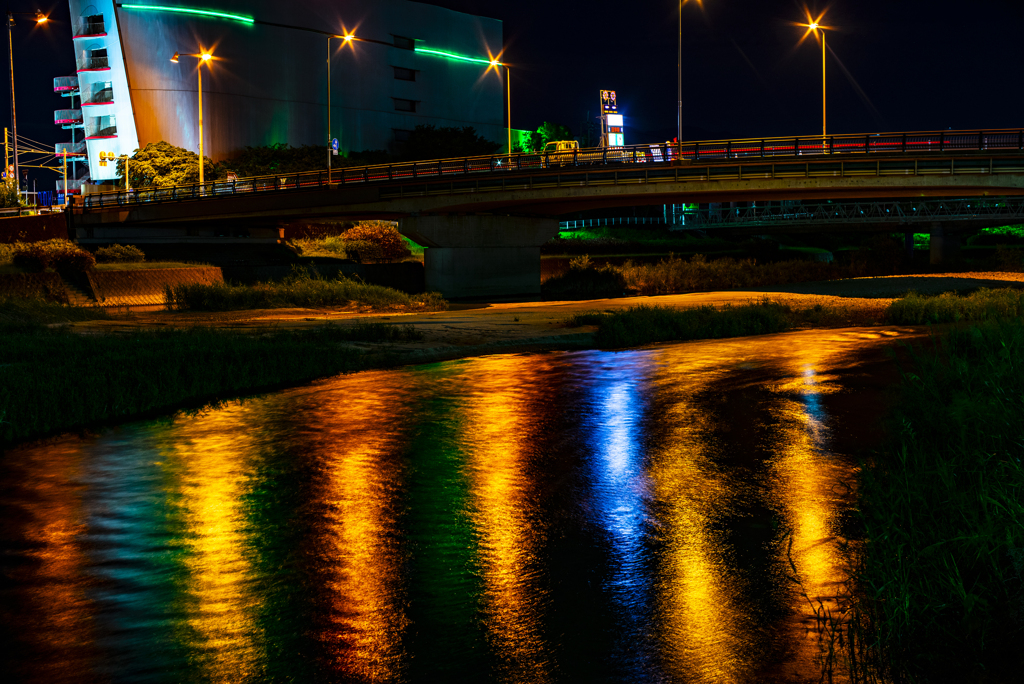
[{"xmin": 75, "ymin": 129, "xmax": 1024, "ymax": 296}]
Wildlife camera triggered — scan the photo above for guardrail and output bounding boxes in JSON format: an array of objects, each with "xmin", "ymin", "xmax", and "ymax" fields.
[
  {"xmin": 83, "ymin": 128, "xmax": 1024, "ymax": 210},
  {"xmin": 681, "ymin": 198, "xmax": 1024, "ymax": 229}
]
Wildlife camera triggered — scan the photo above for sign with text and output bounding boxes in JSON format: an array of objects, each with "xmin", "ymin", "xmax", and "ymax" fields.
[{"xmin": 600, "ymin": 90, "xmax": 617, "ymax": 114}]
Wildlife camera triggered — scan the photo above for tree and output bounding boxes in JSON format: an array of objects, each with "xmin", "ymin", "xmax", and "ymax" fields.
[
  {"xmin": 531, "ymin": 122, "xmax": 573, "ymax": 151},
  {"xmin": 0, "ymin": 174, "xmax": 22, "ymax": 208},
  {"xmin": 116, "ymin": 141, "xmax": 215, "ymax": 188},
  {"xmin": 399, "ymin": 125, "xmax": 502, "ymax": 161},
  {"xmin": 219, "ymin": 143, "xmax": 328, "ymax": 177}
]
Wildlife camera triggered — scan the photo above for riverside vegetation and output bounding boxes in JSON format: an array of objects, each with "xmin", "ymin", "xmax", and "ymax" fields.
[
  {"xmin": 0, "ymin": 297, "xmax": 421, "ymax": 446},
  {"xmin": 165, "ymin": 268, "xmax": 447, "ymax": 312}
]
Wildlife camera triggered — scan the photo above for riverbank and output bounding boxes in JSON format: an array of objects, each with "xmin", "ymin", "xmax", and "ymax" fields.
[{"xmin": 2, "ymin": 271, "xmax": 1021, "ymax": 448}]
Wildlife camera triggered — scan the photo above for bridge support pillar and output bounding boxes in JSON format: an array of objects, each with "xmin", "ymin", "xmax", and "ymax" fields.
[
  {"xmin": 904, "ymin": 231, "xmax": 915, "ymax": 263},
  {"xmin": 399, "ymin": 215, "xmax": 559, "ymax": 298},
  {"xmin": 929, "ymin": 223, "xmax": 961, "ymax": 266}
]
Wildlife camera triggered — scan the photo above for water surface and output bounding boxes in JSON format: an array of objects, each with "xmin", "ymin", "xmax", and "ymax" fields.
[{"xmin": 0, "ymin": 328, "xmax": 910, "ymax": 683}]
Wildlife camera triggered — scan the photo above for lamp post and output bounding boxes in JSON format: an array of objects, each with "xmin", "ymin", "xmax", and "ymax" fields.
[
  {"xmin": 7, "ymin": 9, "xmax": 47, "ymax": 191},
  {"xmin": 327, "ymin": 33, "xmax": 355, "ymax": 173},
  {"xmin": 799, "ymin": 16, "xmax": 832, "ymax": 139},
  {"xmin": 677, "ymin": 1, "xmax": 703, "ymax": 154},
  {"xmin": 170, "ymin": 50, "xmax": 213, "ymax": 188},
  {"xmin": 490, "ymin": 60, "xmax": 511, "ymax": 155}
]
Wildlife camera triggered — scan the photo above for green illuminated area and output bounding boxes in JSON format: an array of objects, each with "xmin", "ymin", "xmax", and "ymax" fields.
[
  {"xmin": 121, "ymin": 4, "xmax": 254, "ymax": 25},
  {"xmin": 414, "ymin": 45, "xmax": 497, "ymax": 66}
]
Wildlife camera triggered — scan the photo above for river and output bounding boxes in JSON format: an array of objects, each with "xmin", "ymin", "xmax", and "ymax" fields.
[{"xmin": 0, "ymin": 327, "xmax": 917, "ymax": 683}]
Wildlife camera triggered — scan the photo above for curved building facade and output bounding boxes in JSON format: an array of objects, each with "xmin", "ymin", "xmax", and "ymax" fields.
[{"xmin": 68, "ymin": 0, "xmax": 506, "ymax": 182}]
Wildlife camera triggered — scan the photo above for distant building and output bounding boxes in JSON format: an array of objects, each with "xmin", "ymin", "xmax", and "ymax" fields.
[{"xmin": 60, "ymin": 0, "xmax": 506, "ymax": 188}]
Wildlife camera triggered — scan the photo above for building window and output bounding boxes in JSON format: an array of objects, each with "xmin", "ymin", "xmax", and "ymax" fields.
[
  {"xmin": 392, "ymin": 35, "xmax": 415, "ymax": 50},
  {"xmin": 393, "ymin": 66, "xmax": 416, "ymax": 82},
  {"xmin": 393, "ymin": 129, "xmax": 412, "ymax": 143},
  {"xmin": 393, "ymin": 98, "xmax": 417, "ymax": 113}
]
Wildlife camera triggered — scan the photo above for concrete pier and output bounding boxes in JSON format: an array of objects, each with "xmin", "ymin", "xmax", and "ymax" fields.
[
  {"xmin": 400, "ymin": 215, "xmax": 559, "ymax": 298},
  {"xmin": 929, "ymin": 223, "xmax": 961, "ymax": 265}
]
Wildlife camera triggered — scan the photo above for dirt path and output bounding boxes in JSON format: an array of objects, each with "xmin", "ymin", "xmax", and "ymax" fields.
[{"xmin": 70, "ymin": 272, "xmax": 1024, "ymax": 363}]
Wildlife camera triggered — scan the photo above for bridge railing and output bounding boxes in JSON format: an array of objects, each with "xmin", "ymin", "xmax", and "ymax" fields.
[
  {"xmin": 82, "ymin": 128, "xmax": 1024, "ymax": 210},
  {"xmin": 681, "ymin": 198, "xmax": 1024, "ymax": 228}
]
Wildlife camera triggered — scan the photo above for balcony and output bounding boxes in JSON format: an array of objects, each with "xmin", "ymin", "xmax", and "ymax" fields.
[
  {"xmin": 55, "ymin": 109, "xmax": 83, "ymax": 125},
  {"xmin": 73, "ymin": 17, "xmax": 105, "ymax": 39},
  {"xmin": 56, "ymin": 141, "xmax": 88, "ymax": 159},
  {"xmin": 77, "ymin": 56, "xmax": 109, "ymax": 71},
  {"xmin": 85, "ymin": 118, "xmax": 117, "ymax": 139},
  {"xmin": 53, "ymin": 75, "xmax": 79, "ymax": 95},
  {"xmin": 83, "ymin": 88, "xmax": 114, "ymax": 106}
]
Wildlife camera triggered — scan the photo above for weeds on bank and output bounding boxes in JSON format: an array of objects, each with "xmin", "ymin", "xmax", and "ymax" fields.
[
  {"xmin": 885, "ymin": 288, "xmax": 1024, "ymax": 325},
  {"xmin": 165, "ymin": 268, "xmax": 447, "ymax": 312},
  {"xmin": 0, "ymin": 304, "xmax": 426, "ymax": 445},
  {"xmin": 814, "ymin": 319, "xmax": 1024, "ymax": 684}
]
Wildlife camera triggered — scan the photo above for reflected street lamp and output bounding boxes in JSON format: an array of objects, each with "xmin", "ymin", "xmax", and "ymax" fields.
[
  {"xmin": 170, "ymin": 49, "xmax": 213, "ymax": 187},
  {"xmin": 7, "ymin": 9, "xmax": 48, "ymax": 188}
]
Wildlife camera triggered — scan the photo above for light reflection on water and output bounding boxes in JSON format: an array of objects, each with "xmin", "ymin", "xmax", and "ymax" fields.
[{"xmin": 0, "ymin": 328, "xmax": 911, "ymax": 683}]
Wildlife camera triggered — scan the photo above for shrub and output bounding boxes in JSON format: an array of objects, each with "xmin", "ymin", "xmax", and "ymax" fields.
[
  {"xmin": 339, "ymin": 222, "xmax": 411, "ymax": 262},
  {"xmin": 95, "ymin": 244, "xmax": 145, "ymax": 263},
  {"xmin": 12, "ymin": 239, "xmax": 95, "ymax": 273}
]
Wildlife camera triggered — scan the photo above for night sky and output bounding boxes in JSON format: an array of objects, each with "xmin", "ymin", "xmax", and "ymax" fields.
[{"xmin": 6, "ymin": 0, "xmax": 1023, "ymax": 189}]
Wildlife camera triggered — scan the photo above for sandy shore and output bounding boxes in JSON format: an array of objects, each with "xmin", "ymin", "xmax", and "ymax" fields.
[{"xmin": 71, "ymin": 271, "xmax": 1024, "ymax": 363}]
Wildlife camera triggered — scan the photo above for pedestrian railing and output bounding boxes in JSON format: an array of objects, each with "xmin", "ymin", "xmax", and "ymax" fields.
[{"xmin": 82, "ymin": 128, "xmax": 1024, "ymax": 210}]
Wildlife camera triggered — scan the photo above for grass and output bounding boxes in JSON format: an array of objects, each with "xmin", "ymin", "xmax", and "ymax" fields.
[
  {"xmin": 818, "ymin": 319, "xmax": 1024, "ymax": 683},
  {"xmin": 565, "ymin": 299, "xmax": 794, "ymax": 348},
  {"xmin": 95, "ymin": 261, "xmax": 212, "ymax": 270},
  {"xmin": 885, "ymin": 288, "xmax": 1024, "ymax": 325},
  {"xmin": 0, "ymin": 298, "xmax": 424, "ymax": 446},
  {"xmin": 165, "ymin": 268, "xmax": 447, "ymax": 312}
]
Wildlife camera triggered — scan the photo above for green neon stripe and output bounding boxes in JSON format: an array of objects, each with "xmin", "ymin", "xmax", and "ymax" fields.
[
  {"xmin": 121, "ymin": 4, "xmax": 254, "ymax": 25},
  {"xmin": 414, "ymin": 46, "xmax": 495, "ymax": 66}
]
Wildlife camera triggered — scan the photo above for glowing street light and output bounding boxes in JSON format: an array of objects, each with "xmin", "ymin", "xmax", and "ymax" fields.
[
  {"xmin": 327, "ymin": 31, "xmax": 357, "ymax": 172},
  {"xmin": 170, "ymin": 49, "xmax": 214, "ymax": 188},
  {"xmin": 487, "ymin": 57, "xmax": 511, "ymax": 157},
  {"xmin": 7, "ymin": 9, "xmax": 48, "ymax": 188},
  {"xmin": 797, "ymin": 11, "xmax": 833, "ymax": 138},
  {"xmin": 678, "ymin": 1, "xmax": 704, "ymax": 152}
]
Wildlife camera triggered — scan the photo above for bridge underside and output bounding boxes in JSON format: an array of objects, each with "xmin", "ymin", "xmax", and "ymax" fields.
[{"xmin": 74, "ymin": 161, "xmax": 1024, "ymax": 297}]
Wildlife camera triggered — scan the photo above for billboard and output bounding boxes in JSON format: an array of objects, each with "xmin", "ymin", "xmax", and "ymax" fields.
[{"xmin": 600, "ymin": 90, "xmax": 617, "ymax": 114}]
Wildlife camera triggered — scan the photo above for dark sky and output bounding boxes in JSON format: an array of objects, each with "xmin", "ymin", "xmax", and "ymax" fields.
[{"xmin": 6, "ymin": 0, "xmax": 1024, "ymax": 188}]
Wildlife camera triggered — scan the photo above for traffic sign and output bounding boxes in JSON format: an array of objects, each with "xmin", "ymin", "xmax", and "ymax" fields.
[{"xmin": 331, "ymin": 138, "xmax": 339, "ymax": 151}]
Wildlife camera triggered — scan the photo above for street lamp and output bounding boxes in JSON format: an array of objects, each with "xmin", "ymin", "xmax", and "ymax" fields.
[
  {"xmin": 327, "ymin": 32, "xmax": 355, "ymax": 172},
  {"xmin": 7, "ymin": 9, "xmax": 47, "ymax": 190},
  {"xmin": 489, "ymin": 59, "xmax": 511, "ymax": 156},
  {"xmin": 678, "ymin": 1, "xmax": 703, "ymax": 150},
  {"xmin": 170, "ymin": 49, "xmax": 213, "ymax": 187},
  {"xmin": 798, "ymin": 12, "xmax": 833, "ymax": 139}
]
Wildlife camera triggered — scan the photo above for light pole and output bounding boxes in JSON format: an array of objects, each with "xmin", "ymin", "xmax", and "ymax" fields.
[
  {"xmin": 490, "ymin": 60, "xmax": 511, "ymax": 155},
  {"xmin": 327, "ymin": 33, "xmax": 355, "ymax": 172},
  {"xmin": 799, "ymin": 14, "xmax": 832, "ymax": 139},
  {"xmin": 678, "ymin": 1, "xmax": 703, "ymax": 150},
  {"xmin": 7, "ymin": 9, "xmax": 47, "ymax": 190},
  {"xmin": 170, "ymin": 50, "xmax": 213, "ymax": 187}
]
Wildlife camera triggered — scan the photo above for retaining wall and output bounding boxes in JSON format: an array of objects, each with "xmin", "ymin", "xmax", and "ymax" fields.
[
  {"xmin": 0, "ymin": 272, "xmax": 69, "ymax": 302},
  {"xmin": 86, "ymin": 267, "xmax": 224, "ymax": 306},
  {"xmin": 0, "ymin": 213, "xmax": 70, "ymax": 244}
]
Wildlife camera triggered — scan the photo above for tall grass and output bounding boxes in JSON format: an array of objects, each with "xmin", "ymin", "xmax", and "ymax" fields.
[
  {"xmin": 885, "ymin": 288, "xmax": 1024, "ymax": 324},
  {"xmin": 0, "ymin": 316, "xmax": 429, "ymax": 445},
  {"xmin": 543, "ymin": 253, "xmax": 844, "ymax": 298},
  {"xmin": 826, "ymin": 320, "xmax": 1024, "ymax": 683},
  {"xmin": 165, "ymin": 268, "xmax": 446, "ymax": 312},
  {"xmin": 565, "ymin": 299, "xmax": 793, "ymax": 348}
]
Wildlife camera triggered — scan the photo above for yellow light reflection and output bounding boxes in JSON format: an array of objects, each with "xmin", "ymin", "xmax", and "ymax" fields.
[
  {"xmin": 647, "ymin": 362, "xmax": 756, "ymax": 682},
  {"xmin": 461, "ymin": 355, "xmax": 551, "ymax": 684},
  {"xmin": 168, "ymin": 408, "xmax": 265, "ymax": 682},
  {"xmin": 299, "ymin": 371, "xmax": 410, "ymax": 680}
]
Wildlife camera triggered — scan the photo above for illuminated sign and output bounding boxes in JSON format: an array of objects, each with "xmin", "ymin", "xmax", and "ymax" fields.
[
  {"xmin": 606, "ymin": 114, "xmax": 623, "ymax": 127},
  {"xmin": 600, "ymin": 89, "xmax": 617, "ymax": 113},
  {"xmin": 120, "ymin": 5, "xmax": 255, "ymax": 25},
  {"xmin": 609, "ymin": 133, "xmax": 624, "ymax": 146}
]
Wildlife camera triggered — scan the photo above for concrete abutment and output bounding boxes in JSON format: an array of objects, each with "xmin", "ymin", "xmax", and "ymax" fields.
[
  {"xmin": 399, "ymin": 215, "xmax": 559, "ymax": 298},
  {"xmin": 929, "ymin": 223, "xmax": 962, "ymax": 265}
]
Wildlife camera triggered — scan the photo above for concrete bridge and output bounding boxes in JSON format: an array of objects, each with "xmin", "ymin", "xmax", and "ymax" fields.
[{"xmin": 75, "ymin": 129, "xmax": 1024, "ymax": 296}]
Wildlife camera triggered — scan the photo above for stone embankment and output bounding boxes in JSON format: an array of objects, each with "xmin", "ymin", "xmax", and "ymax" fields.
[{"xmin": 0, "ymin": 267, "xmax": 223, "ymax": 307}]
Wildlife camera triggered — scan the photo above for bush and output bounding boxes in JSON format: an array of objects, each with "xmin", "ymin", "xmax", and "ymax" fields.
[
  {"xmin": 165, "ymin": 267, "xmax": 446, "ymax": 312},
  {"xmin": 95, "ymin": 244, "xmax": 145, "ymax": 263},
  {"xmin": 339, "ymin": 222, "xmax": 411, "ymax": 262},
  {"xmin": 11, "ymin": 239, "xmax": 95, "ymax": 273},
  {"xmin": 885, "ymin": 288, "xmax": 1024, "ymax": 325}
]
